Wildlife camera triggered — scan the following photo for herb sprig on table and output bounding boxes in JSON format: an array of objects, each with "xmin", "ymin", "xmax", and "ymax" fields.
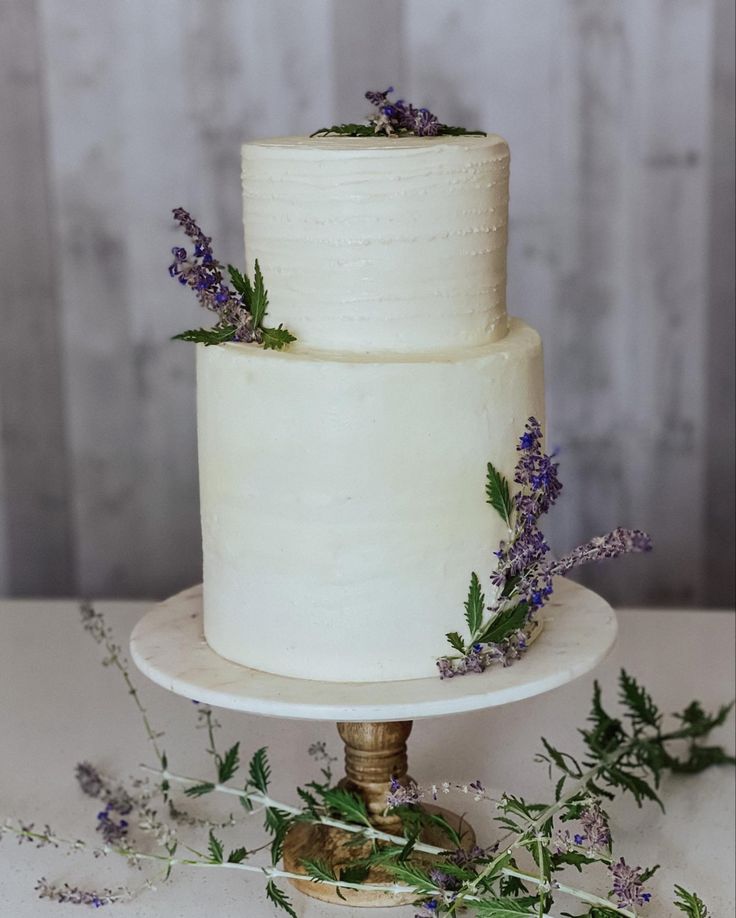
[
  {"xmin": 168, "ymin": 207, "xmax": 296, "ymax": 350},
  {"xmin": 438, "ymin": 419, "xmax": 652, "ymax": 677},
  {"xmin": 2, "ymin": 604, "xmax": 732, "ymax": 916}
]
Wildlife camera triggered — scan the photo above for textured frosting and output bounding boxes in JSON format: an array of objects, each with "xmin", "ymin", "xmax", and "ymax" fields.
[
  {"xmin": 199, "ymin": 319, "xmax": 544, "ymax": 682},
  {"xmin": 242, "ymin": 134, "xmax": 510, "ymax": 353}
]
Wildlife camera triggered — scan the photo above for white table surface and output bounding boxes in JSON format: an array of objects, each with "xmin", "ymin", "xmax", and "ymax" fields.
[{"xmin": 1, "ymin": 600, "xmax": 734, "ymax": 917}]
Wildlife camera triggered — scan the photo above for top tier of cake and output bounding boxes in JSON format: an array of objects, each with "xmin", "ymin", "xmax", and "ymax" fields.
[{"xmin": 242, "ymin": 134, "xmax": 510, "ymax": 353}]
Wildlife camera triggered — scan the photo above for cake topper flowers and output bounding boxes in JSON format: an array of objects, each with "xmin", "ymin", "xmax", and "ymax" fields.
[
  {"xmin": 168, "ymin": 207, "xmax": 296, "ymax": 349},
  {"xmin": 438, "ymin": 418, "xmax": 653, "ymax": 677},
  {"xmin": 311, "ymin": 87, "xmax": 486, "ymax": 138}
]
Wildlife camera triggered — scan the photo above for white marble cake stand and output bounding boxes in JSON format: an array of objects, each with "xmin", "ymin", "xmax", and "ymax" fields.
[{"xmin": 130, "ymin": 578, "xmax": 616, "ymax": 908}]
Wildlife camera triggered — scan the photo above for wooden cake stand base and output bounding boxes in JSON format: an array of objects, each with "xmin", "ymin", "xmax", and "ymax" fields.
[
  {"xmin": 282, "ymin": 721, "xmax": 475, "ymax": 907},
  {"xmin": 130, "ymin": 579, "xmax": 617, "ymax": 909}
]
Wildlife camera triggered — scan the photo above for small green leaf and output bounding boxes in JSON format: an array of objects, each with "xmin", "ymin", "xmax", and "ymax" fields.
[
  {"xmin": 207, "ymin": 829, "xmax": 224, "ymax": 864},
  {"xmin": 674, "ymin": 886, "xmax": 710, "ymax": 917},
  {"xmin": 228, "ymin": 264, "xmax": 254, "ymax": 306},
  {"xmin": 445, "ymin": 631, "xmax": 466, "ymax": 655},
  {"xmin": 551, "ymin": 850, "xmax": 596, "ymax": 872},
  {"xmin": 172, "ymin": 325, "xmax": 236, "ymax": 345},
  {"xmin": 464, "ymin": 571, "xmax": 485, "ymax": 635},
  {"xmin": 248, "ymin": 746, "xmax": 271, "ymax": 794},
  {"xmin": 296, "ymin": 786, "xmax": 320, "ymax": 815},
  {"xmin": 266, "ymin": 881, "xmax": 298, "ymax": 918},
  {"xmin": 473, "ymin": 898, "xmax": 537, "ymax": 917},
  {"xmin": 485, "ymin": 462, "xmax": 513, "ymax": 526},
  {"xmin": 302, "ymin": 858, "xmax": 337, "ymax": 884},
  {"xmin": 264, "ymin": 805, "xmax": 291, "ymax": 837},
  {"xmin": 184, "ymin": 782, "xmax": 215, "ymax": 798},
  {"xmin": 250, "ymin": 259, "xmax": 269, "ymax": 328},
  {"xmin": 310, "ymin": 124, "xmax": 376, "ymax": 138},
  {"xmin": 476, "ymin": 603, "xmax": 528, "ymax": 645},
  {"xmin": 320, "ymin": 787, "xmax": 371, "ymax": 826},
  {"xmin": 618, "ymin": 670, "xmax": 662, "ymax": 729},
  {"xmin": 386, "ymin": 862, "xmax": 436, "ymax": 895},
  {"xmin": 262, "ymin": 324, "xmax": 297, "ymax": 350},
  {"xmin": 227, "ymin": 846, "xmax": 248, "ymax": 863},
  {"xmin": 339, "ymin": 863, "xmax": 370, "ymax": 885},
  {"xmin": 218, "ymin": 742, "xmax": 240, "ymax": 783}
]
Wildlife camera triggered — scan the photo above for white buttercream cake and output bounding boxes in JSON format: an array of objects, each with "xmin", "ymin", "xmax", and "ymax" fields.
[{"xmin": 198, "ymin": 133, "xmax": 545, "ymax": 682}]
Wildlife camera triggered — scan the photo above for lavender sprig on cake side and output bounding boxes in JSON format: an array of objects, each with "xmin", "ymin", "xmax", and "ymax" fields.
[
  {"xmin": 168, "ymin": 208, "xmax": 296, "ymax": 350},
  {"xmin": 438, "ymin": 418, "xmax": 653, "ymax": 678},
  {"xmin": 311, "ymin": 87, "xmax": 487, "ymax": 137}
]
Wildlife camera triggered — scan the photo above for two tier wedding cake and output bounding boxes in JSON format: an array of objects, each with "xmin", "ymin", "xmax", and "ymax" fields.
[{"xmin": 196, "ymin": 132, "xmax": 544, "ymax": 682}]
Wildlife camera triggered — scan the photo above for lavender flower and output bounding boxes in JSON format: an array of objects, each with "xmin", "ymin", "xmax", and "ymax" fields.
[
  {"xmin": 429, "ymin": 867, "xmax": 461, "ymax": 892},
  {"xmin": 386, "ymin": 776, "xmax": 424, "ymax": 808},
  {"xmin": 365, "ymin": 89, "xmax": 441, "ymax": 137},
  {"xmin": 610, "ymin": 858, "xmax": 652, "ymax": 909},
  {"xmin": 548, "ymin": 528, "xmax": 653, "ymax": 577},
  {"xmin": 578, "ymin": 800, "xmax": 612, "ymax": 851},
  {"xmin": 35, "ymin": 878, "xmax": 133, "ymax": 907},
  {"xmin": 168, "ymin": 208, "xmax": 259, "ymax": 343},
  {"xmin": 96, "ymin": 804, "xmax": 129, "ymax": 845}
]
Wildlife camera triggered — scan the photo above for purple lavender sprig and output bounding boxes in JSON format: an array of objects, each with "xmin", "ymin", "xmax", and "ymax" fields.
[
  {"xmin": 310, "ymin": 88, "xmax": 486, "ymax": 138},
  {"xmin": 168, "ymin": 208, "xmax": 295, "ymax": 350},
  {"xmin": 610, "ymin": 857, "xmax": 653, "ymax": 909},
  {"xmin": 438, "ymin": 417, "xmax": 652, "ymax": 678}
]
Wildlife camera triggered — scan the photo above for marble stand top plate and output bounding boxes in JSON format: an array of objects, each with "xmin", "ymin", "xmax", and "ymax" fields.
[{"xmin": 130, "ymin": 579, "xmax": 616, "ymax": 722}]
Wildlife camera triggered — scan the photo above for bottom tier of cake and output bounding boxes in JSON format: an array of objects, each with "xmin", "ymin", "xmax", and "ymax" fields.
[{"xmin": 197, "ymin": 318, "xmax": 544, "ymax": 682}]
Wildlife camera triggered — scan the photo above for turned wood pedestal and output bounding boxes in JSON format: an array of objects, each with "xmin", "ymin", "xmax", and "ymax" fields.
[{"xmin": 282, "ymin": 721, "xmax": 476, "ymax": 907}]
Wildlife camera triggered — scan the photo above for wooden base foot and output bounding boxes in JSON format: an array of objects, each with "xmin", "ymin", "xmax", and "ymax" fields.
[{"xmin": 282, "ymin": 719, "xmax": 476, "ymax": 908}]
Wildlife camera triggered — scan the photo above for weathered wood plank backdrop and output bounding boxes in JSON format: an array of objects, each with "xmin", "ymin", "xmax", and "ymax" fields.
[{"xmin": 0, "ymin": 0, "xmax": 733, "ymax": 605}]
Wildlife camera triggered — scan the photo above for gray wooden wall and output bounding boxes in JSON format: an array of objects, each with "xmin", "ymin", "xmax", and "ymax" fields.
[{"xmin": 1, "ymin": 0, "xmax": 733, "ymax": 606}]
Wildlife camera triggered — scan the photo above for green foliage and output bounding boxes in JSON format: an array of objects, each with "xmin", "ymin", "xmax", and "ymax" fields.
[
  {"xmin": 674, "ymin": 886, "xmax": 710, "ymax": 917},
  {"xmin": 266, "ymin": 880, "xmax": 298, "ymax": 918},
  {"xmin": 395, "ymin": 804, "xmax": 462, "ymax": 850},
  {"xmin": 310, "ymin": 123, "xmax": 486, "ymax": 138},
  {"xmin": 485, "ymin": 462, "xmax": 513, "ymax": 527},
  {"xmin": 250, "ymin": 259, "xmax": 269, "ymax": 328},
  {"xmin": 207, "ymin": 829, "xmax": 224, "ymax": 864},
  {"xmin": 475, "ymin": 603, "xmax": 528, "ymax": 646},
  {"xmin": 302, "ymin": 858, "xmax": 337, "ymax": 883},
  {"xmin": 227, "ymin": 264, "xmax": 254, "ymax": 305},
  {"xmin": 581, "ymin": 681, "xmax": 625, "ymax": 757},
  {"xmin": 464, "ymin": 571, "xmax": 485, "ymax": 635},
  {"xmin": 247, "ymin": 747, "xmax": 271, "ymax": 795},
  {"xmin": 217, "ymin": 742, "xmax": 240, "ymax": 784},
  {"xmin": 618, "ymin": 670, "xmax": 662, "ymax": 730},
  {"xmin": 386, "ymin": 862, "xmax": 436, "ymax": 895},
  {"xmin": 175, "ymin": 261, "xmax": 295, "ymax": 350},
  {"xmin": 339, "ymin": 864, "xmax": 371, "ymax": 885},
  {"xmin": 269, "ymin": 812, "xmax": 293, "ymax": 866},
  {"xmin": 172, "ymin": 325, "xmax": 237, "ymax": 345},
  {"xmin": 262, "ymin": 325, "xmax": 297, "ymax": 350},
  {"xmin": 320, "ymin": 787, "xmax": 371, "ymax": 827},
  {"xmin": 473, "ymin": 897, "xmax": 538, "ymax": 916},
  {"xmin": 184, "ymin": 782, "xmax": 215, "ymax": 798},
  {"xmin": 445, "ymin": 631, "xmax": 467, "ymax": 655},
  {"xmin": 227, "ymin": 846, "xmax": 248, "ymax": 863},
  {"xmin": 311, "ymin": 124, "xmax": 378, "ymax": 137},
  {"xmin": 295, "ymin": 785, "xmax": 320, "ymax": 817}
]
